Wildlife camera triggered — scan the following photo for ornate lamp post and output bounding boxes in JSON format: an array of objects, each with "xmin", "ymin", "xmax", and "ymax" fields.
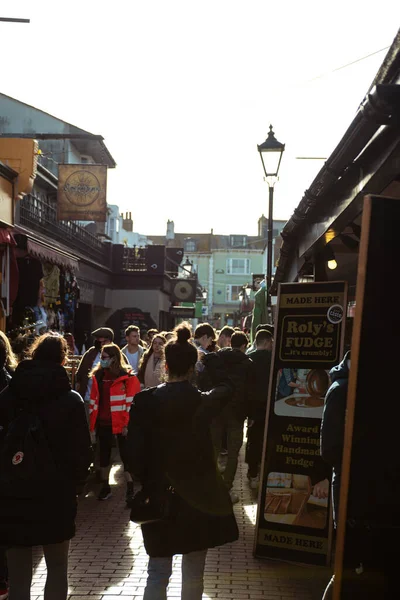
[{"xmin": 257, "ymin": 125, "xmax": 285, "ymax": 321}]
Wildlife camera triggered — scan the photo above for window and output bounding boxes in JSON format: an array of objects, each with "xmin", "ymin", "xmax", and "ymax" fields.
[
  {"xmin": 230, "ymin": 235, "xmax": 247, "ymax": 248},
  {"xmin": 184, "ymin": 238, "xmax": 197, "ymax": 252},
  {"xmin": 226, "ymin": 258, "xmax": 250, "ymax": 275},
  {"xmin": 225, "ymin": 285, "xmax": 243, "ymax": 302}
]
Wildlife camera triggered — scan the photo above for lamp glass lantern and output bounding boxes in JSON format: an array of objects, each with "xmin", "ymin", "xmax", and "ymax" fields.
[
  {"xmin": 324, "ymin": 245, "xmax": 337, "ymax": 270},
  {"xmin": 182, "ymin": 256, "xmax": 193, "ymax": 275},
  {"xmin": 257, "ymin": 125, "xmax": 285, "ymax": 178}
]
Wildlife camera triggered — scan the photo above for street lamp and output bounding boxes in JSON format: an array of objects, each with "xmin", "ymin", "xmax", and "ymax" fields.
[
  {"xmin": 257, "ymin": 125, "xmax": 285, "ymax": 322},
  {"xmin": 182, "ymin": 256, "xmax": 193, "ymax": 277}
]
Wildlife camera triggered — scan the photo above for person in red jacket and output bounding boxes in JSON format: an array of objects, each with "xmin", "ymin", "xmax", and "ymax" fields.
[{"xmin": 89, "ymin": 343, "xmax": 140, "ymax": 504}]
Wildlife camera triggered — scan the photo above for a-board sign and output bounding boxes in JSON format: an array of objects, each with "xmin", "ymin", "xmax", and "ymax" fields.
[
  {"xmin": 254, "ymin": 281, "xmax": 347, "ymax": 565},
  {"xmin": 106, "ymin": 307, "xmax": 158, "ymax": 347}
]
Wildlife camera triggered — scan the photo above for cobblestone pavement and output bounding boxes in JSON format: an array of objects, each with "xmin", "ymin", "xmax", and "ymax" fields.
[{"xmin": 31, "ymin": 443, "xmax": 331, "ymax": 600}]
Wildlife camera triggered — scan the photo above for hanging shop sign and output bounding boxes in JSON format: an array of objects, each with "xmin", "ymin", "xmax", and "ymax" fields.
[
  {"xmin": 254, "ymin": 281, "xmax": 347, "ymax": 566},
  {"xmin": 57, "ymin": 164, "xmax": 107, "ymax": 221},
  {"xmin": 170, "ymin": 306, "xmax": 195, "ymax": 318}
]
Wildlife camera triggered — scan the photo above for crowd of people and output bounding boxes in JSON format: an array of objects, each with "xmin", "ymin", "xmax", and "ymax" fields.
[
  {"xmin": 0, "ymin": 320, "xmax": 275, "ymax": 600},
  {"xmin": 0, "ymin": 317, "xmax": 385, "ymax": 599}
]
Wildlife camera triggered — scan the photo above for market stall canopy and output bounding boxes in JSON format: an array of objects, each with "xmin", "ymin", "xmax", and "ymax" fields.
[{"xmin": 27, "ymin": 238, "xmax": 79, "ymax": 271}]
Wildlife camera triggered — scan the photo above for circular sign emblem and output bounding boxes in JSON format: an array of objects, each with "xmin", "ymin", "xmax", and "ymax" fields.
[
  {"xmin": 12, "ymin": 451, "xmax": 24, "ymax": 465},
  {"xmin": 327, "ymin": 304, "xmax": 344, "ymax": 324},
  {"xmin": 63, "ymin": 170, "xmax": 101, "ymax": 207}
]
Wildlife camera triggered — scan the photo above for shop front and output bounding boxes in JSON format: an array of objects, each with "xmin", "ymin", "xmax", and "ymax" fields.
[
  {"xmin": 9, "ymin": 233, "xmax": 81, "ymax": 351},
  {"xmin": 0, "ymin": 162, "xmax": 18, "ymax": 332}
]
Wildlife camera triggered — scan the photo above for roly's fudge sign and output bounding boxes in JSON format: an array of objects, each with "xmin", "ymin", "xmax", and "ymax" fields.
[{"xmin": 254, "ymin": 281, "xmax": 347, "ymax": 566}]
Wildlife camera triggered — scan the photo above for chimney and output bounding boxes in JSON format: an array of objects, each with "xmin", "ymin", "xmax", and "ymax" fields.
[
  {"xmin": 258, "ymin": 214, "xmax": 268, "ymax": 238},
  {"xmin": 166, "ymin": 219, "xmax": 175, "ymax": 240},
  {"xmin": 122, "ymin": 211, "xmax": 133, "ymax": 232}
]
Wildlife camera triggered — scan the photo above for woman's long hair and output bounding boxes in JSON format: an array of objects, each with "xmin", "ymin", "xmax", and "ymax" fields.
[
  {"xmin": 165, "ymin": 325, "xmax": 198, "ymax": 379},
  {"xmin": 27, "ymin": 333, "xmax": 69, "ymax": 365},
  {"xmin": 90, "ymin": 343, "xmax": 131, "ymax": 378},
  {"xmin": 0, "ymin": 331, "xmax": 18, "ymax": 371},
  {"xmin": 137, "ymin": 334, "xmax": 166, "ymax": 383}
]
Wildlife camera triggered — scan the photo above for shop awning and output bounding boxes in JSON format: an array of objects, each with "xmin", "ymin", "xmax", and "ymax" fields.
[
  {"xmin": 27, "ymin": 239, "xmax": 79, "ymax": 271},
  {"xmin": 0, "ymin": 229, "xmax": 16, "ymax": 245}
]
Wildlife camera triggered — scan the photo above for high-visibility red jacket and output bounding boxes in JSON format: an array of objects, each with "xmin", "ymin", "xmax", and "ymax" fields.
[{"xmin": 88, "ymin": 371, "xmax": 140, "ymax": 434}]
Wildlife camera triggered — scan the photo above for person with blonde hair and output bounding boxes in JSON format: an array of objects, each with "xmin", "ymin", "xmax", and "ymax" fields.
[
  {"xmin": 88, "ymin": 343, "xmax": 140, "ymax": 504},
  {"xmin": 0, "ymin": 331, "xmax": 18, "ymax": 373},
  {"xmin": 137, "ymin": 334, "xmax": 166, "ymax": 388}
]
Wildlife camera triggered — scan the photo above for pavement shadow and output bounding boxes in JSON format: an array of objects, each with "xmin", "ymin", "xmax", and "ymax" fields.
[{"xmin": 32, "ymin": 451, "xmax": 146, "ymax": 599}]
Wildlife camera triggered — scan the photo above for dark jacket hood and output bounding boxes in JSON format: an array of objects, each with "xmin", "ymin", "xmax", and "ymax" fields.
[
  {"xmin": 217, "ymin": 347, "xmax": 251, "ymax": 366},
  {"xmin": 9, "ymin": 360, "xmax": 71, "ymax": 405},
  {"xmin": 329, "ymin": 350, "xmax": 350, "ymax": 384}
]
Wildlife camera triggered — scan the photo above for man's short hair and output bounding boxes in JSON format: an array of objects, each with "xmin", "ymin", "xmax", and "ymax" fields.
[
  {"xmin": 231, "ymin": 331, "xmax": 249, "ymax": 349},
  {"xmin": 256, "ymin": 323, "xmax": 274, "ymax": 336},
  {"xmin": 219, "ymin": 326, "xmax": 234, "ymax": 338},
  {"xmin": 147, "ymin": 328, "xmax": 159, "ymax": 338},
  {"xmin": 125, "ymin": 325, "xmax": 140, "ymax": 337},
  {"xmin": 255, "ymin": 329, "xmax": 273, "ymax": 345},
  {"xmin": 194, "ymin": 323, "xmax": 215, "ymax": 340}
]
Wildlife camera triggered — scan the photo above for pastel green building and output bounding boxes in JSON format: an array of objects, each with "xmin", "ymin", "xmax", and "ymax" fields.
[{"xmin": 149, "ymin": 217, "xmax": 286, "ymax": 328}]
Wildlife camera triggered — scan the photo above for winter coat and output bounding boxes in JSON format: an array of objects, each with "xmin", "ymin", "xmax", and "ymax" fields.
[
  {"xmin": 246, "ymin": 348, "xmax": 272, "ymax": 421},
  {"xmin": 89, "ymin": 370, "xmax": 140, "ymax": 434},
  {"xmin": 201, "ymin": 348, "xmax": 255, "ymax": 421},
  {"xmin": 0, "ymin": 360, "xmax": 92, "ymax": 547},
  {"xmin": 75, "ymin": 346, "xmax": 99, "ymax": 398},
  {"xmin": 127, "ymin": 381, "xmax": 239, "ymax": 557},
  {"xmin": 320, "ymin": 351, "xmax": 350, "ymax": 523}
]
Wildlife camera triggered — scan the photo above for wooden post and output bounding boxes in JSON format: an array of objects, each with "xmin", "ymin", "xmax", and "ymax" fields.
[{"xmin": 333, "ymin": 195, "xmax": 400, "ymax": 598}]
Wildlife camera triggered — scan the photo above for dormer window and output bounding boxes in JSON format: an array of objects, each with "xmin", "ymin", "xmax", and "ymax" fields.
[
  {"xmin": 184, "ymin": 238, "xmax": 196, "ymax": 252},
  {"xmin": 230, "ymin": 235, "xmax": 247, "ymax": 248}
]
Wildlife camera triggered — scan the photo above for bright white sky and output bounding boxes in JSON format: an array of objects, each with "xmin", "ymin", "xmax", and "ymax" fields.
[{"xmin": 2, "ymin": 2, "xmax": 399, "ymax": 235}]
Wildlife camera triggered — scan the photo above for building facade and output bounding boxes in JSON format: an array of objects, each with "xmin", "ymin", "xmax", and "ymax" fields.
[{"xmin": 148, "ymin": 217, "xmax": 286, "ymax": 327}]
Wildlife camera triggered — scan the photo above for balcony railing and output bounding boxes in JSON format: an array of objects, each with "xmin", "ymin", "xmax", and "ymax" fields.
[
  {"xmin": 19, "ymin": 194, "xmax": 107, "ymax": 264},
  {"xmin": 121, "ymin": 246, "xmax": 148, "ymax": 272}
]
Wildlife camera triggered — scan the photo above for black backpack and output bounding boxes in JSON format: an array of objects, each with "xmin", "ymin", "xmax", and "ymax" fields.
[{"xmin": 0, "ymin": 406, "xmax": 58, "ymax": 498}]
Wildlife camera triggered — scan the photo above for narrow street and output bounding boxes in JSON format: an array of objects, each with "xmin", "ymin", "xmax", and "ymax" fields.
[{"xmin": 31, "ymin": 444, "xmax": 330, "ymax": 600}]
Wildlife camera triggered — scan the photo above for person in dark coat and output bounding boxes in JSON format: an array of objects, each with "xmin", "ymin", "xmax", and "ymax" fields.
[
  {"xmin": 202, "ymin": 331, "xmax": 254, "ymax": 503},
  {"xmin": 245, "ymin": 329, "xmax": 273, "ymax": 488},
  {"xmin": 0, "ymin": 333, "xmax": 92, "ymax": 600},
  {"xmin": 320, "ymin": 350, "xmax": 350, "ymax": 523},
  {"xmin": 127, "ymin": 324, "xmax": 238, "ymax": 600},
  {"xmin": 320, "ymin": 351, "xmax": 349, "ymax": 600},
  {"xmin": 0, "ymin": 332, "xmax": 18, "ymax": 600}
]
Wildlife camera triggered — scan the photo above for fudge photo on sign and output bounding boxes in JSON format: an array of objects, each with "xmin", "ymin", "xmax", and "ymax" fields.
[
  {"xmin": 274, "ymin": 368, "xmax": 330, "ymax": 419},
  {"xmin": 264, "ymin": 472, "xmax": 328, "ymax": 529}
]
